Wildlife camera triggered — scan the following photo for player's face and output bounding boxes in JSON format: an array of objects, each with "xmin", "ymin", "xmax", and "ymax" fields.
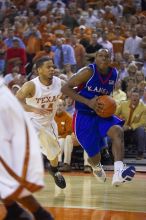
[
  {"xmin": 38, "ymin": 60, "xmax": 55, "ymax": 82},
  {"xmin": 95, "ymin": 50, "xmax": 110, "ymax": 71}
]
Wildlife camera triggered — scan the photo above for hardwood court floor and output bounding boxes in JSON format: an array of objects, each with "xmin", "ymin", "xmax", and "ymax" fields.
[{"xmin": 35, "ymin": 172, "xmax": 146, "ymax": 220}]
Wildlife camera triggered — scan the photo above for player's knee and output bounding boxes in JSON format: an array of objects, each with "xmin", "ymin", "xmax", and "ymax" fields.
[{"xmin": 108, "ymin": 125, "xmax": 124, "ymax": 140}]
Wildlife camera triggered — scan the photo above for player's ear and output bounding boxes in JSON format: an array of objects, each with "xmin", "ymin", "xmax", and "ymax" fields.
[
  {"xmin": 37, "ymin": 67, "xmax": 41, "ymax": 73},
  {"xmin": 95, "ymin": 52, "xmax": 98, "ymax": 58}
]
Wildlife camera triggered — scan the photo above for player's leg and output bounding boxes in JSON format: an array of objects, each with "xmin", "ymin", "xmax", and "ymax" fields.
[
  {"xmin": 58, "ymin": 138, "xmax": 65, "ymax": 165},
  {"xmin": 39, "ymin": 121, "xmax": 66, "ymax": 189},
  {"xmin": 17, "ymin": 195, "xmax": 54, "ymax": 220},
  {"xmin": 87, "ymin": 153, "xmax": 106, "ymax": 182},
  {"xmin": 83, "ymin": 151, "xmax": 92, "ymax": 173},
  {"xmin": 108, "ymin": 125, "xmax": 136, "ymax": 186},
  {"xmin": 74, "ymin": 112, "xmax": 106, "ymax": 182},
  {"xmin": 49, "ymin": 156, "xmax": 66, "ymax": 189},
  {"xmin": 2, "ymin": 201, "xmax": 33, "ymax": 220}
]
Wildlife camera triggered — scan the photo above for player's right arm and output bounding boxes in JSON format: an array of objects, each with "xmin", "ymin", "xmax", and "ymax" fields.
[{"xmin": 16, "ymin": 82, "xmax": 49, "ymax": 115}]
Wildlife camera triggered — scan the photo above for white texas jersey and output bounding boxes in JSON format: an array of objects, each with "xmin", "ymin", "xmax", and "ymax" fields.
[{"xmin": 26, "ymin": 76, "xmax": 62, "ymax": 128}]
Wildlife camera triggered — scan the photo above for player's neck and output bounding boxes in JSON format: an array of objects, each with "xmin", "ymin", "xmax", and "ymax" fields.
[
  {"xmin": 39, "ymin": 76, "xmax": 52, "ymax": 86},
  {"xmin": 98, "ymin": 66, "xmax": 109, "ymax": 75}
]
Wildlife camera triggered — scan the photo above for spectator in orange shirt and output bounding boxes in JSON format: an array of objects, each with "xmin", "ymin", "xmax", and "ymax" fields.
[
  {"xmin": 33, "ymin": 42, "xmax": 54, "ymax": 63},
  {"xmin": 55, "ymin": 99, "xmax": 73, "ymax": 172},
  {"xmin": 103, "ymin": 5, "xmax": 116, "ymax": 23},
  {"xmin": 70, "ymin": 34, "xmax": 86, "ymax": 69},
  {"xmin": 110, "ymin": 26, "xmax": 125, "ymax": 56},
  {"xmin": 38, "ymin": 15, "xmax": 48, "ymax": 35},
  {"xmin": 51, "ymin": 16, "xmax": 67, "ymax": 38},
  {"xmin": 23, "ymin": 24, "xmax": 42, "ymax": 74}
]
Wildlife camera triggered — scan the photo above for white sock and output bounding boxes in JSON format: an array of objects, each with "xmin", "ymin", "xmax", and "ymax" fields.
[
  {"xmin": 92, "ymin": 162, "xmax": 102, "ymax": 171},
  {"xmin": 114, "ymin": 161, "xmax": 124, "ymax": 173}
]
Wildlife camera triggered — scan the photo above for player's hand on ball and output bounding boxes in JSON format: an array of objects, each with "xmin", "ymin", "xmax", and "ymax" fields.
[
  {"xmin": 95, "ymin": 95, "xmax": 116, "ymax": 118},
  {"xmin": 87, "ymin": 96, "xmax": 104, "ymax": 112}
]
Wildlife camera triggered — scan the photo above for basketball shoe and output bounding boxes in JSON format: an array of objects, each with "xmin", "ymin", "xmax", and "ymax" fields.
[
  {"xmin": 92, "ymin": 163, "xmax": 106, "ymax": 183},
  {"xmin": 49, "ymin": 169, "xmax": 66, "ymax": 189},
  {"xmin": 112, "ymin": 165, "xmax": 136, "ymax": 187}
]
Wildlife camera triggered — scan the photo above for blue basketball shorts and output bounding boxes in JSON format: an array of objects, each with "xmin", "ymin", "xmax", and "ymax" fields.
[{"xmin": 73, "ymin": 111, "xmax": 124, "ymax": 157}]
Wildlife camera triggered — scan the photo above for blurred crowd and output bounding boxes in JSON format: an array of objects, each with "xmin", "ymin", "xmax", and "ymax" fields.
[
  {"xmin": 1, "ymin": 0, "xmax": 146, "ymax": 170},
  {"xmin": 0, "ymin": 0, "xmax": 146, "ymax": 93}
]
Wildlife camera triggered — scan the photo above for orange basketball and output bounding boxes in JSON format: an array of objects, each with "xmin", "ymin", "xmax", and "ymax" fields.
[{"xmin": 96, "ymin": 95, "xmax": 116, "ymax": 118}]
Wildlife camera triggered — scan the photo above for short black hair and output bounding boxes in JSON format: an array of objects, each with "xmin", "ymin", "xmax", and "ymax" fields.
[{"xmin": 35, "ymin": 56, "xmax": 53, "ymax": 69}]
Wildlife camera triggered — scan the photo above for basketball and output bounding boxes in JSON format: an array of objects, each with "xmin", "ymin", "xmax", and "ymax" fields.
[{"xmin": 96, "ymin": 95, "xmax": 116, "ymax": 118}]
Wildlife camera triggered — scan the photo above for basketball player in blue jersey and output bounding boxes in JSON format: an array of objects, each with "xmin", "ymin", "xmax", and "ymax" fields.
[
  {"xmin": 16, "ymin": 57, "xmax": 66, "ymax": 189},
  {"xmin": 61, "ymin": 49, "xmax": 136, "ymax": 186}
]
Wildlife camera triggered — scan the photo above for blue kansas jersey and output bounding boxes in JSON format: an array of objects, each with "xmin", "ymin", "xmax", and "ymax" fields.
[
  {"xmin": 73, "ymin": 63, "xmax": 124, "ymax": 157},
  {"xmin": 75, "ymin": 63, "xmax": 118, "ymax": 113}
]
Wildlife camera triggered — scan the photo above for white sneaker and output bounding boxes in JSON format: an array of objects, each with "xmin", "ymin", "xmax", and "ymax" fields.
[
  {"xmin": 93, "ymin": 164, "xmax": 106, "ymax": 183},
  {"xmin": 112, "ymin": 165, "xmax": 136, "ymax": 187}
]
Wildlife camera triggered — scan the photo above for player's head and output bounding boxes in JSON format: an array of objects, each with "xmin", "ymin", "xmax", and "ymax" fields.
[
  {"xmin": 35, "ymin": 56, "xmax": 53, "ymax": 69},
  {"xmin": 95, "ymin": 49, "xmax": 111, "ymax": 71},
  {"xmin": 35, "ymin": 57, "xmax": 54, "ymax": 82}
]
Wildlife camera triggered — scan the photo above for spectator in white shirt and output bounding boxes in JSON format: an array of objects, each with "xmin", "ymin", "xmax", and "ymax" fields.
[
  {"xmin": 36, "ymin": 0, "xmax": 51, "ymax": 13},
  {"xmin": 85, "ymin": 8, "xmax": 100, "ymax": 28},
  {"xmin": 124, "ymin": 28, "xmax": 143, "ymax": 59},
  {"xmin": 52, "ymin": 0, "xmax": 65, "ymax": 15},
  {"xmin": 111, "ymin": 0, "xmax": 123, "ymax": 20}
]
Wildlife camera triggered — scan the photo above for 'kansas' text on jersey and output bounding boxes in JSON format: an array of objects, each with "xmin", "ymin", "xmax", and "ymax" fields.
[{"xmin": 75, "ymin": 63, "xmax": 118, "ymax": 113}]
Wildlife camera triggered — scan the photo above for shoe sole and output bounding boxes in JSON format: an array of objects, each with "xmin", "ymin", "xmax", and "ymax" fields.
[
  {"xmin": 121, "ymin": 166, "xmax": 136, "ymax": 181},
  {"xmin": 54, "ymin": 177, "xmax": 66, "ymax": 189},
  {"xmin": 112, "ymin": 166, "xmax": 136, "ymax": 187},
  {"xmin": 48, "ymin": 170, "xmax": 66, "ymax": 189},
  {"xmin": 93, "ymin": 172, "xmax": 106, "ymax": 183}
]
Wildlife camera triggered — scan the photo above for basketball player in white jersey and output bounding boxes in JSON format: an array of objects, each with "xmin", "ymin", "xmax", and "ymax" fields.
[
  {"xmin": 0, "ymin": 78, "xmax": 54, "ymax": 220},
  {"xmin": 16, "ymin": 57, "xmax": 66, "ymax": 189}
]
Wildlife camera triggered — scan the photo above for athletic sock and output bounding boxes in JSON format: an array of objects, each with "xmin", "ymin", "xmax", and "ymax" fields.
[
  {"xmin": 49, "ymin": 165, "xmax": 58, "ymax": 173},
  {"xmin": 114, "ymin": 161, "xmax": 124, "ymax": 173},
  {"xmin": 92, "ymin": 162, "xmax": 102, "ymax": 171}
]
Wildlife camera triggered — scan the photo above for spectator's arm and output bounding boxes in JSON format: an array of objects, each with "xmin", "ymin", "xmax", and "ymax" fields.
[
  {"xmin": 131, "ymin": 110, "xmax": 146, "ymax": 130},
  {"xmin": 115, "ymin": 102, "xmax": 122, "ymax": 116}
]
